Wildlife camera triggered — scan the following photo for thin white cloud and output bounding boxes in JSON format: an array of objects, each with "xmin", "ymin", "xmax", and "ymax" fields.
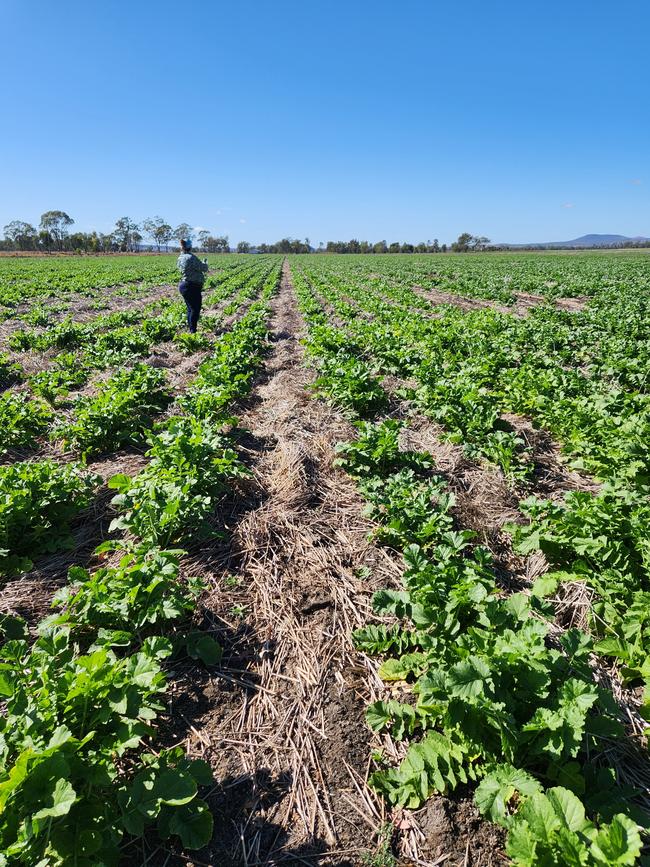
[
  {"xmin": 629, "ymin": 178, "xmax": 642, "ymax": 185},
  {"xmin": 562, "ymin": 202, "xmax": 575, "ymax": 209},
  {"xmin": 239, "ymin": 218, "xmax": 247, "ymax": 224}
]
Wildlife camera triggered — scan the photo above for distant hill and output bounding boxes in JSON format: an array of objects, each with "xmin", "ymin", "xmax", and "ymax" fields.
[{"xmin": 510, "ymin": 234, "xmax": 650, "ymax": 249}]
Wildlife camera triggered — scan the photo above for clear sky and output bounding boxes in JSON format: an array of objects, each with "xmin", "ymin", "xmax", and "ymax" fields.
[{"xmin": 2, "ymin": 0, "xmax": 649, "ymax": 245}]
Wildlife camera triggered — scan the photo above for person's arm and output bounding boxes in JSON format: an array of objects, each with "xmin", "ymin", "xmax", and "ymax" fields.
[{"xmin": 200, "ymin": 257, "xmax": 209, "ymax": 273}]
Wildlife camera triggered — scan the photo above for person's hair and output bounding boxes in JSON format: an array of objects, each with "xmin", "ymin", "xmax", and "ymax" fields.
[{"xmin": 180, "ymin": 238, "xmax": 192, "ymax": 252}]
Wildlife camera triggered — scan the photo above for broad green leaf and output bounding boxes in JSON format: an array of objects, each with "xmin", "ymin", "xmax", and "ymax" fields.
[
  {"xmin": 186, "ymin": 633, "xmax": 222, "ymax": 666},
  {"xmin": 474, "ymin": 764, "xmax": 541, "ymax": 825},
  {"xmin": 547, "ymin": 761, "xmax": 585, "ymax": 795},
  {"xmin": 590, "ymin": 814, "xmax": 642, "ymax": 865},
  {"xmin": 519, "ymin": 792, "xmax": 560, "ymax": 842},
  {"xmin": 504, "ymin": 593, "xmax": 530, "ymax": 621},
  {"xmin": 530, "ymin": 575, "xmax": 558, "ymax": 598},
  {"xmin": 0, "ymin": 614, "xmax": 28, "ymax": 641},
  {"xmin": 187, "ymin": 759, "xmax": 213, "ymax": 787},
  {"xmin": 546, "ymin": 787, "xmax": 588, "ymax": 833},
  {"xmin": 167, "ymin": 800, "xmax": 214, "ymax": 849},
  {"xmin": 447, "ymin": 656, "xmax": 491, "ymax": 699},
  {"xmin": 155, "ymin": 767, "xmax": 197, "ymax": 806},
  {"xmin": 107, "ymin": 473, "xmax": 131, "ymax": 490},
  {"xmin": 505, "ymin": 820, "xmax": 538, "ymax": 865},
  {"xmin": 594, "ymin": 636, "xmax": 631, "ymax": 660},
  {"xmin": 33, "ymin": 778, "xmax": 76, "ymax": 821}
]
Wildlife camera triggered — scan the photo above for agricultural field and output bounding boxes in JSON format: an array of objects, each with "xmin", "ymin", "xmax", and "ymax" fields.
[{"xmin": 0, "ymin": 250, "xmax": 649, "ymax": 866}]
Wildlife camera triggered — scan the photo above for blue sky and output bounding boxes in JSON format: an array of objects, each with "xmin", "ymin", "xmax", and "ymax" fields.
[{"xmin": 2, "ymin": 0, "xmax": 649, "ymax": 245}]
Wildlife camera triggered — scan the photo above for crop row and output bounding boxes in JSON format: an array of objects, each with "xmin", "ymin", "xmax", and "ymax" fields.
[
  {"xmin": 2, "ymin": 256, "xmax": 274, "ymax": 373},
  {"xmin": 0, "ymin": 256, "xmax": 180, "ymax": 316},
  {"xmin": 0, "ymin": 254, "xmax": 246, "ymax": 316},
  {"xmin": 0, "ymin": 261, "xmax": 281, "ymax": 576},
  {"xmin": 294, "ymin": 250, "xmax": 650, "ymax": 305},
  {"xmin": 291, "ymin": 263, "xmax": 647, "ymax": 864},
  {"xmin": 0, "ymin": 261, "xmax": 281, "ymax": 863},
  {"xmin": 295, "ymin": 259, "xmax": 650, "ymax": 715},
  {"xmin": 4, "ymin": 255, "xmax": 271, "ymax": 333},
  {"xmin": 0, "ymin": 259, "xmax": 281, "ymax": 457}
]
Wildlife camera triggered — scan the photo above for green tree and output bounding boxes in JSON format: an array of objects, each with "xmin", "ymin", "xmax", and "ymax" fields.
[
  {"xmin": 38, "ymin": 229, "xmax": 54, "ymax": 252},
  {"xmin": 69, "ymin": 232, "xmax": 89, "ymax": 252},
  {"xmin": 113, "ymin": 217, "xmax": 140, "ymax": 252},
  {"xmin": 96, "ymin": 232, "xmax": 114, "ymax": 253},
  {"xmin": 3, "ymin": 221, "xmax": 37, "ymax": 251},
  {"xmin": 236, "ymin": 241, "xmax": 251, "ymax": 253},
  {"xmin": 39, "ymin": 210, "xmax": 74, "ymax": 251},
  {"xmin": 173, "ymin": 223, "xmax": 193, "ymax": 245},
  {"xmin": 197, "ymin": 229, "xmax": 211, "ymax": 251},
  {"xmin": 471, "ymin": 235, "xmax": 490, "ymax": 251},
  {"xmin": 451, "ymin": 232, "xmax": 473, "ymax": 252},
  {"xmin": 143, "ymin": 216, "xmax": 173, "ymax": 252}
]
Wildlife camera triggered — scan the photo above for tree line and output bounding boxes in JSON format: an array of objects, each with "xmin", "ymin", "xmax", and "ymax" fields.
[
  {"xmin": 317, "ymin": 234, "xmax": 493, "ymax": 253},
  {"xmin": 1, "ymin": 212, "xmax": 232, "ymax": 254},
  {"xmin": 5, "ymin": 217, "xmax": 650, "ymax": 255},
  {"xmin": 2, "ymin": 213, "xmax": 496, "ymax": 255}
]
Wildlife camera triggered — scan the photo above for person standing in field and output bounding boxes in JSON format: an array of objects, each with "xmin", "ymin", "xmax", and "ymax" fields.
[{"xmin": 176, "ymin": 239, "xmax": 209, "ymax": 333}]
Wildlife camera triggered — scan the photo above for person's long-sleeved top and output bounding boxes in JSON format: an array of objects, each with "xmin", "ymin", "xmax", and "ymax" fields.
[{"xmin": 177, "ymin": 253, "xmax": 209, "ymax": 286}]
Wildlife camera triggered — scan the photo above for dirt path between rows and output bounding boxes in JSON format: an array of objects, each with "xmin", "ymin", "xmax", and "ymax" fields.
[
  {"xmin": 157, "ymin": 262, "xmax": 505, "ymax": 866},
  {"xmin": 412, "ymin": 284, "xmax": 588, "ymax": 317},
  {"xmin": 170, "ymin": 262, "xmax": 400, "ymax": 864}
]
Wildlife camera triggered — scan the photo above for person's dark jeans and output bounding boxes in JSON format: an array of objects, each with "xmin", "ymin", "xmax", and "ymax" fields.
[{"xmin": 178, "ymin": 280, "xmax": 203, "ymax": 333}]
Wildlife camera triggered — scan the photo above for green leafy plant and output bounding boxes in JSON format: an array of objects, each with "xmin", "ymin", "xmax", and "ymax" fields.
[
  {"xmin": 0, "ymin": 628, "xmax": 213, "ymax": 864},
  {"xmin": 174, "ymin": 331, "xmax": 212, "ymax": 353},
  {"xmin": 60, "ymin": 363, "xmax": 172, "ymax": 456},
  {"xmin": 479, "ymin": 775, "xmax": 643, "ymax": 867},
  {"xmin": 0, "ymin": 353, "xmax": 22, "ymax": 388},
  {"xmin": 29, "ymin": 367, "xmax": 88, "ymax": 404},
  {"xmin": 313, "ymin": 356, "xmax": 387, "ymax": 417},
  {"xmin": 0, "ymin": 392, "xmax": 53, "ymax": 453},
  {"xmin": 108, "ymin": 416, "xmax": 248, "ymax": 545},
  {"xmin": 0, "ymin": 460, "xmax": 99, "ymax": 575},
  {"xmin": 48, "ymin": 545, "xmax": 204, "ymax": 642}
]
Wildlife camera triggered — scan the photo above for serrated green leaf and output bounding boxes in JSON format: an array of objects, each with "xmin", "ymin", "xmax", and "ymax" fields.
[
  {"xmin": 447, "ymin": 656, "xmax": 491, "ymax": 699},
  {"xmin": 590, "ymin": 814, "xmax": 642, "ymax": 865},
  {"xmin": 474, "ymin": 764, "xmax": 542, "ymax": 825}
]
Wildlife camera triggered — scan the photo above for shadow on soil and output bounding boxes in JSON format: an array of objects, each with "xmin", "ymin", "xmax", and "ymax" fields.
[{"xmin": 124, "ymin": 767, "xmax": 357, "ymax": 866}]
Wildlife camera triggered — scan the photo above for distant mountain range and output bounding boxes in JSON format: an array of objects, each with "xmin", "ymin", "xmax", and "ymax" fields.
[{"xmin": 510, "ymin": 234, "xmax": 650, "ymax": 248}]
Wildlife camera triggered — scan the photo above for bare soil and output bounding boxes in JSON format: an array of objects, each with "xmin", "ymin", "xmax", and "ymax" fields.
[
  {"xmin": 412, "ymin": 285, "xmax": 515, "ymax": 315},
  {"xmin": 413, "ymin": 285, "xmax": 589, "ymax": 318}
]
